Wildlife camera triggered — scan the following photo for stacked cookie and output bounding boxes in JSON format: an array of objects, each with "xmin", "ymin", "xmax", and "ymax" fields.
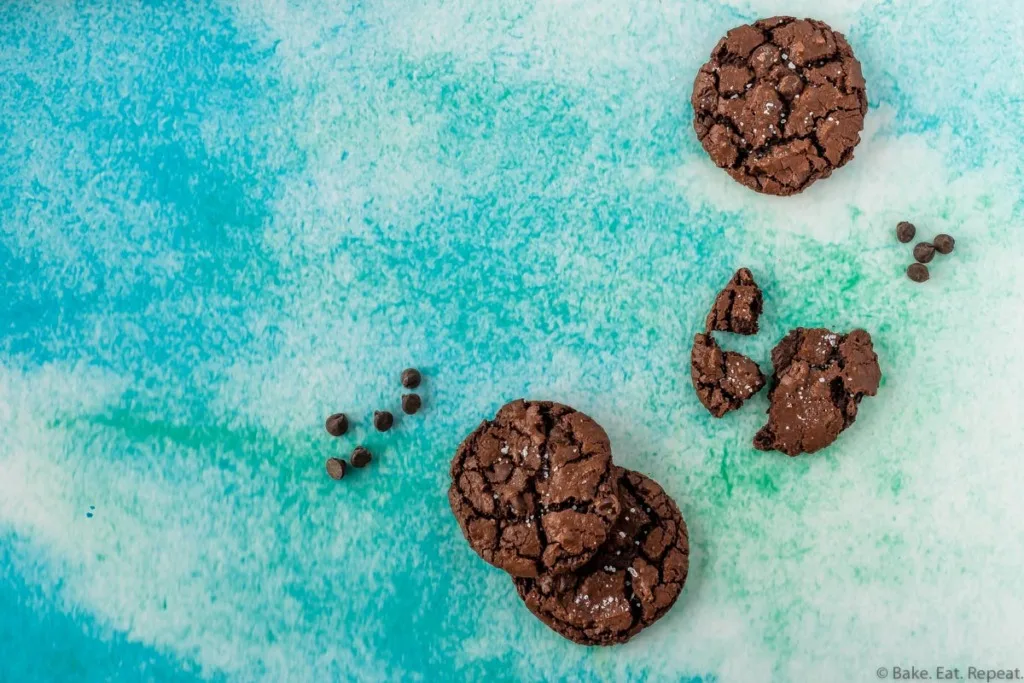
[{"xmin": 448, "ymin": 400, "xmax": 689, "ymax": 646}]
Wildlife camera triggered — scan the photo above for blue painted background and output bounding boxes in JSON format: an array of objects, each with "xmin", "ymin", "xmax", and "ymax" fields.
[{"xmin": 2, "ymin": 1, "xmax": 1023, "ymax": 681}]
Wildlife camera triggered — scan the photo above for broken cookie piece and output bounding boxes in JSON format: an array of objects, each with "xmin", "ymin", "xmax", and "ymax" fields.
[
  {"xmin": 691, "ymin": 333, "xmax": 766, "ymax": 417},
  {"xmin": 705, "ymin": 268, "xmax": 764, "ymax": 335},
  {"xmin": 754, "ymin": 328, "xmax": 881, "ymax": 455}
]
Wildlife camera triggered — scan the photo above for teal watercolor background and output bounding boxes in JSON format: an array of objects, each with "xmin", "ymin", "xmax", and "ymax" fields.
[{"xmin": 2, "ymin": 1, "xmax": 1023, "ymax": 681}]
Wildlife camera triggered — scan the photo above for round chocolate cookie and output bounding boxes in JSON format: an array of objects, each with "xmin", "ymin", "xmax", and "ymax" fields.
[
  {"xmin": 448, "ymin": 400, "xmax": 621, "ymax": 578},
  {"xmin": 692, "ymin": 17, "xmax": 868, "ymax": 196},
  {"xmin": 514, "ymin": 468, "xmax": 689, "ymax": 646}
]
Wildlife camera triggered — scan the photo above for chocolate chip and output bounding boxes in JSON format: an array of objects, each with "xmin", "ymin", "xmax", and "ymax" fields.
[
  {"xmin": 326, "ymin": 458, "xmax": 347, "ymax": 480},
  {"xmin": 324, "ymin": 413, "xmax": 348, "ymax": 437},
  {"xmin": 907, "ymin": 263, "xmax": 929, "ymax": 283},
  {"xmin": 896, "ymin": 221, "xmax": 916, "ymax": 243},
  {"xmin": 401, "ymin": 368, "xmax": 421, "ymax": 389},
  {"xmin": 401, "ymin": 393, "xmax": 421, "ymax": 415},
  {"xmin": 373, "ymin": 410, "xmax": 394, "ymax": 432},
  {"xmin": 913, "ymin": 242, "xmax": 935, "ymax": 264},
  {"xmin": 351, "ymin": 447, "xmax": 372, "ymax": 468},
  {"xmin": 933, "ymin": 234, "xmax": 955, "ymax": 255}
]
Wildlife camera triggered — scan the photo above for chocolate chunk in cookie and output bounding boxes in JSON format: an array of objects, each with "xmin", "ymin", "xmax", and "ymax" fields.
[
  {"xmin": 514, "ymin": 468, "xmax": 689, "ymax": 646},
  {"xmin": 448, "ymin": 400, "xmax": 621, "ymax": 578},
  {"xmin": 705, "ymin": 268, "xmax": 763, "ymax": 335},
  {"xmin": 754, "ymin": 328, "xmax": 881, "ymax": 455},
  {"xmin": 691, "ymin": 333, "xmax": 766, "ymax": 418},
  {"xmin": 691, "ymin": 17, "xmax": 868, "ymax": 196}
]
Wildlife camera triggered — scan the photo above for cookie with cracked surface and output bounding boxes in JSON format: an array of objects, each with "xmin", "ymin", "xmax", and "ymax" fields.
[
  {"xmin": 691, "ymin": 333, "xmax": 766, "ymax": 417},
  {"xmin": 692, "ymin": 17, "xmax": 867, "ymax": 196},
  {"xmin": 513, "ymin": 467, "xmax": 689, "ymax": 646},
  {"xmin": 448, "ymin": 400, "xmax": 621, "ymax": 578},
  {"xmin": 705, "ymin": 268, "xmax": 763, "ymax": 335},
  {"xmin": 754, "ymin": 328, "xmax": 881, "ymax": 455}
]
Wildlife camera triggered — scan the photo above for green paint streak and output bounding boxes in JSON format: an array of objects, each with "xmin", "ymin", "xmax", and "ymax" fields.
[{"xmin": 719, "ymin": 451, "xmax": 733, "ymax": 498}]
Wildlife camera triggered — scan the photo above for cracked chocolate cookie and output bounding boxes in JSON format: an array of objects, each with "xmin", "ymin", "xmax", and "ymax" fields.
[
  {"xmin": 705, "ymin": 268, "xmax": 763, "ymax": 335},
  {"xmin": 514, "ymin": 467, "xmax": 689, "ymax": 646},
  {"xmin": 754, "ymin": 328, "xmax": 881, "ymax": 455},
  {"xmin": 449, "ymin": 400, "xmax": 621, "ymax": 578},
  {"xmin": 691, "ymin": 333, "xmax": 766, "ymax": 418},
  {"xmin": 692, "ymin": 17, "xmax": 868, "ymax": 196}
]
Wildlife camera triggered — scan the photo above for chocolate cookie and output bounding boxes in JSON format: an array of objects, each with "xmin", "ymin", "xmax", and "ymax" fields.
[
  {"xmin": 705, "ymin": 268, "xmax": 763, "ymax": 335},
  {"xmin": 692, "ymin": 17, "xmax": 868, "ymax": 196},
  {"xmin": 514, "ymin": 468, "xmax": 689, "ymax": 646},
  {"xmin": 448, "ymin": 400, "xmax": 621, "ymax": 578},
  {"xmin": 691, "ymin": 333, "xmax": 766, "ymax": 418},
  {"xmin": 754, "ymin": 328, "xmax": 881, "ymax": 455}
]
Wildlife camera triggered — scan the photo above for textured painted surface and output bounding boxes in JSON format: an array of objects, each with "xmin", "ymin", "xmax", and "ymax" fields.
[{"xmin": 1, "ymin": 1, "xmax": 1023, "ymax": 681}]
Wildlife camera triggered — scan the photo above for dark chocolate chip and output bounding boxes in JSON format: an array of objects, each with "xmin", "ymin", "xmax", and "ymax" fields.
[
  {"xmin": 373, "ymin": 410, "xmax": 394, "ymax": 432},
  {"xmin": 913, "ymin": 242, "xmax": 935, "ymax": 264},
  {"xmin": 896, "ymin": 221, "xmax": 916, "ymax": 243},
  {"xmin": 326, "ymin": 458, "xmax": 347, "ymax": 480},
  {"xmin": 325, "ymin": 413, "xmax": 348, "ymax": 437},
  {"xmin": 933, "ymin": 234, "xmax": 955, "ymax": 255},
  {"xmin": 401, "ymin": 393, "xmax": 421, "ymax": 415},
  {"xmin": 401, "ymin": 368, "xmax": 421, "ymax": 389},
  {"xmin": 907, "ymin": 263, "xmax": 929, "ymax": 283},
  {"xmin": 351, "ymin": 447, "xmax": 372, "ymax": 468}
]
